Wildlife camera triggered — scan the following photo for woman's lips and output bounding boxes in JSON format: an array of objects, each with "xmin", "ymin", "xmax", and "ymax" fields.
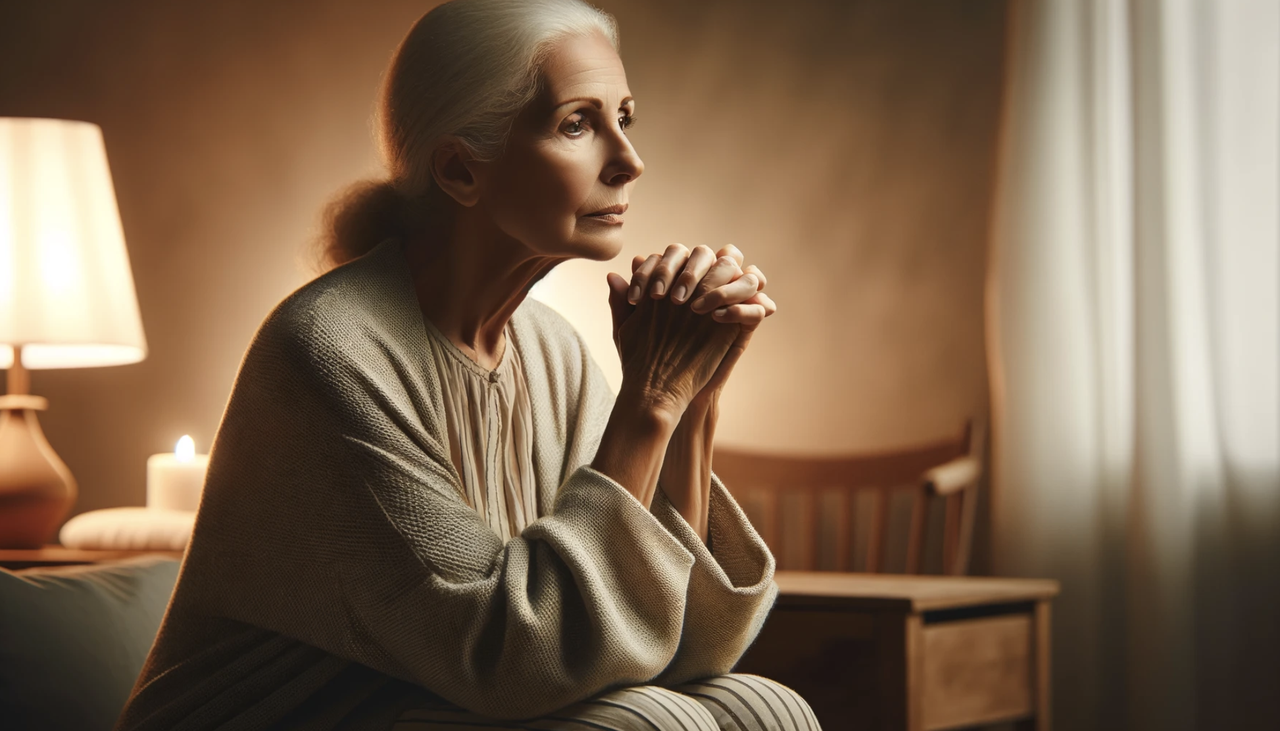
[
  {"xmin": 583, "ymin": 213, "xmax": 623, "ymax": 224},
  {"xmin": 586, "ymin": 203, "xmax": 628, "ymax": 215}
]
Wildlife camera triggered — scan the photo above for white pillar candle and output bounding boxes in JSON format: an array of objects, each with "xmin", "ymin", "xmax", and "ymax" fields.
[{"xmin": 146, "ymin": 435, "xmax": 210, "ymax": 512}]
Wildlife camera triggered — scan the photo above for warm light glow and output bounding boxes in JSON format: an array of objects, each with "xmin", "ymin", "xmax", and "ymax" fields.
[
  {"xmin": 175, "ymin": 435, "xmax": 195, "ymax": 461},
  {"xmin": 0, "ymin": 117, "xmax": 147, "ymax": 369}
]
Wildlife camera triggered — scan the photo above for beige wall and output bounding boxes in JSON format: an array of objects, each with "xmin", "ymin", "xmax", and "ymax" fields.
[{"xmin": 0, "ymin": 0, "xmax": 1006, "ymax": 522}]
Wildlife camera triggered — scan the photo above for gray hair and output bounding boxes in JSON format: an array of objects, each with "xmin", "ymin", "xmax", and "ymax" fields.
[{"xmin": 317, "ymin": 0, "xmax": 619, "ymax": 271}]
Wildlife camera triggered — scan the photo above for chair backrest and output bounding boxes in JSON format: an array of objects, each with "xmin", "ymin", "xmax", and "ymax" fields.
[{"xmin": 712, "ymin": 420, "xmax": 984, "ymax": 575}]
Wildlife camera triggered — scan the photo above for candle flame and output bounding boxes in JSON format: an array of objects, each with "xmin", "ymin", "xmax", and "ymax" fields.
[{"xmin": 175, "ymin": 435, "xmax": 196, "ymax": 462}]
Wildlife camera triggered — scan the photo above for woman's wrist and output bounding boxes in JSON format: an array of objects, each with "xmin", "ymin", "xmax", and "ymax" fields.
[
  {"xmin": 659, "ymin": 394, "xmax": 718, "ymax": 541},
  {"xmin": 616, "ymin": 376, "xmax": 688, "ymax": 428},
  {"xmin": 687, "ymin": 386, "xmax": 723, "ymax": 417},
  {"xmin": 591, "ymin": 384, "xmax": 681, "ymax": 508}
]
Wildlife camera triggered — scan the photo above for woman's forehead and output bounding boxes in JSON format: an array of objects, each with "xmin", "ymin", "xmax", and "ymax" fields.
[{"xmin": 539, "ymin": 32, "xmax": 631, "ymax": 104}]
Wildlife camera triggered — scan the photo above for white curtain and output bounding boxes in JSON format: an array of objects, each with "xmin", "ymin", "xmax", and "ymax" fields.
[{"xmin": 988, "ymin": 1, "xmax": 1279, "ymax": 729}]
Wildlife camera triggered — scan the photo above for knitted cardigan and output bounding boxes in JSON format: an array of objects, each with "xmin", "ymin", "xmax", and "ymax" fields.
[{"xmin": 114, "ymin": 239, "xmax": 778, "ymax": 730}]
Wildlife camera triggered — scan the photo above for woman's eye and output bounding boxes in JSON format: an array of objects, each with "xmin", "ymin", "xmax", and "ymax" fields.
[{"xmin": 564, "ymin": 112, "xmax": 636, "ymax": 137}]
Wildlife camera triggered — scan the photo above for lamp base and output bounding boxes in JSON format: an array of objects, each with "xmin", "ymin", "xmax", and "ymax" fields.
[{"xmin": 0, "ymin": 395, "xmax": 78, "ymax": 549}]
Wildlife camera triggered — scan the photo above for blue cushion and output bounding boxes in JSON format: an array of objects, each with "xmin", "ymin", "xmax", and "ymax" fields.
[{"xmin": 0, "ymin": 556, "xmax": 180, "ymax": 731}]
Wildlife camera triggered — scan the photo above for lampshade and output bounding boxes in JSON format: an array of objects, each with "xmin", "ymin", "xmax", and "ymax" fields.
[{"xmin": 0, "ymin": 117, "xmax": 147, "ymax": 369}]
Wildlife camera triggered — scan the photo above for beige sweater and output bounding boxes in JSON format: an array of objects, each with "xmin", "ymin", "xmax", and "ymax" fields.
[{"xmin": 115, "ymin": 238, "xmax": 778, "ymax": 730}]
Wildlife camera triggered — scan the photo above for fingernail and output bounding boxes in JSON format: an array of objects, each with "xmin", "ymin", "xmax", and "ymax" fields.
[
  {"xmin": 672, "ymin": 284, "xmax": 687, "ymax": 302},
  {"xmin": 652, "ymin": 281, "xmax": 665, "ymax": 297},
  {"xmin": 628, "ymin": 285, "xmax": 641, "ymax": 303},
  {"xmin": 690, "ymin": 297, "xmax": 705, "ymax": 312},
  {"xmin": 714, "ymin": 307, "xmax": 729, "ymax": 318}
]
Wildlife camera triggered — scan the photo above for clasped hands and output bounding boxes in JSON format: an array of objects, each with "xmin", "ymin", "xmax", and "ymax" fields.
[
  {"xmin": 605, "ymin": 244, "xmax": 777, "ymax": 540},
  {"xmin": 606, "ymin": 243, "xmax": 777, "ymax": 413}
]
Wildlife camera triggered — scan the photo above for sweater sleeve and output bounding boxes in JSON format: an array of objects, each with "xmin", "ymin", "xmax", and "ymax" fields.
[
  {"xmin": 647, "ymin": 473, "xmax": 778, "ymax": 685},
  {"xmin": 188, "ymin": 300, "xmax": 699, "ymax": 722},
  {"xmin": 333, "ymin": 454, "xmax": 699, "ymax": 721}
]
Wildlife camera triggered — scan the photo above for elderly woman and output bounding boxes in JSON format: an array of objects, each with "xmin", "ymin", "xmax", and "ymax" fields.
[{"xmin": 116, "ymin": 1, "xmax": 818, "ymax": 729}]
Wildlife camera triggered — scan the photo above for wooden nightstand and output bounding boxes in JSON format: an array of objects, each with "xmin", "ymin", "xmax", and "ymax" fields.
[
  {"xmin": 734, "ymin": 572, "xmax": 1060, "ymax": 731},
  {"xmin": 0, "ymin": 545, "xmax": 185, "ymax": 571}
]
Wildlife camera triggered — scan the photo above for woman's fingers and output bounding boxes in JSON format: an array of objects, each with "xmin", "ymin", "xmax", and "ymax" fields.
[
  {"xmin": 744, "ymin": 290, "xmax": 778, "ymax": 316},
  {"xmin": 627, "ymin": 244, "xmax": 770, "ymax": 315},
  {"xmin": 687, "ymin": 256, "xmax": 743, "ymax": 312},
  {"xmin": 716, "ymin": 244, "xmax": 745, "ymax": 268},
  {"xmin": 646, "ymin": 244, "xmax": 692, "ymax": 299},
  {"xmin": 670, "ymin": 245, "xmax": 717, "ymax": 304},
  {"xmin": 710, "ymin": 302, "xmax": 768, "ymax": 328},
  {"xmin": 628, "ymin": 253, "xmax": 663, "ymax": 304},
  {"xmin": 691, "ymin": 269, "xmax": 757, "ymax": 314},
  {"xmin": 742, "ymin": 263, "xmax": 767, "ymax": 291},
  {"xmin": 627, "ymin": 244, "xmax": 756, "ymax": 299}
]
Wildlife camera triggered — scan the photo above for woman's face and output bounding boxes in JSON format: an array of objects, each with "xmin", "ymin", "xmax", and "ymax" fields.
[{"xmin": 471, "ymin": 31, "xmax": 644, "ymax": 262}]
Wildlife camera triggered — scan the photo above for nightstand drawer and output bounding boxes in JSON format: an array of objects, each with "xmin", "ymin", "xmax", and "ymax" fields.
[{"xmin": 922, "ymin": 614, "xmax": 1033, "ymax": 730}]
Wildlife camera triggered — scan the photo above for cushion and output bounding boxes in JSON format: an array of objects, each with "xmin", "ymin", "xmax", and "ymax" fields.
[
  {"xmin": 59, "ymin": 507, "xmax": 195, "ymax": 551},
  {"xmin": 0, "ymin": 556, "xmax": 181, "ymax": 731}
]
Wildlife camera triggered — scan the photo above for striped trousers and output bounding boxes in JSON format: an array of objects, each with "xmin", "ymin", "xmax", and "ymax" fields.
[{"xmin": 391, "ymin": 673, "xmax": 821, "ymax": 730}]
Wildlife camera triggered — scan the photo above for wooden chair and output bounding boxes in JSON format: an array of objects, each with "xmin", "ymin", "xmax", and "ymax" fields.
[{"xmin": 712, "ymin": 420, "xmax": 984, "ymax": 575}]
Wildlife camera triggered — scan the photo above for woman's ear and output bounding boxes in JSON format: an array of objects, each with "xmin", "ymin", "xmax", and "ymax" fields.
[{"xmin": 430, "ymin": 138, "xmax": 483, "ymax": 207}]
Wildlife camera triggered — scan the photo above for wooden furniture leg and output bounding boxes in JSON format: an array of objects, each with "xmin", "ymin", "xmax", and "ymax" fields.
[
  {"xmin": 876, "ymin": 611, "xmax": 924, "ymax": 731},
  {"xmin": 1016, "ymin": 600, "xmax": 1053, "ymax": 730}
]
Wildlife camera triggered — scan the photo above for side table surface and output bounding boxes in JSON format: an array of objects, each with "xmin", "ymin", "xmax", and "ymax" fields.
[
  {"xmin": 775, "ymin": 571, "xmax": 1060, "ymax": 611},
  {"xmin": 0, "ymin": 545, "xmax": 185, "ymax": 570}
]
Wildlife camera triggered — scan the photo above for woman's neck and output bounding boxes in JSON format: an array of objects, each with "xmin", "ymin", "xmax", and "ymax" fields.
[{"xmin": 403, "ymin": 209, "xmax": 563, "ymax": 370}]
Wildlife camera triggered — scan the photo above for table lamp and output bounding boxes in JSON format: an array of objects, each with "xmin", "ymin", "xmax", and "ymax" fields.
[{"xmin": 0, "ymin": 117, "xmax": 147, "ymax": 548}]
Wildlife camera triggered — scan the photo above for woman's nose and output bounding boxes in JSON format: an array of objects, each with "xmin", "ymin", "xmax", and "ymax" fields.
[{"xmin": 603, "ymin": 132, "xmax": 644, "ymax": 185}]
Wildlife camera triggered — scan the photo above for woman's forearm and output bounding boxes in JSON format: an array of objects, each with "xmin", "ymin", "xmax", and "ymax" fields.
[
  {"xmin": 657, "ymin": 396, "xmax": 718, "ymax": 542},
  {"xmin": 591, "ymin": 383, "xmax": 679, "ymax": 509}
]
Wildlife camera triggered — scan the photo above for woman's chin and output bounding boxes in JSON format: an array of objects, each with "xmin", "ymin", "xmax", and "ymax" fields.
[{"xmin": 567, "ymin": 230, "xmax": 625, "ymax": 261}]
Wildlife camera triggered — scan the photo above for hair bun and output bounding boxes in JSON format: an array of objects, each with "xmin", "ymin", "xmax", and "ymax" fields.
[{"xmin": 317, "ymin": 179, "xmax": 411, "ymax": 270}]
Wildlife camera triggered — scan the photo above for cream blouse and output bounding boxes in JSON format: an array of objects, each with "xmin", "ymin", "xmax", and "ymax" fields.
[{"xmin": 421, "ymin": 315, "xmax": 537, "ymax": 542}]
